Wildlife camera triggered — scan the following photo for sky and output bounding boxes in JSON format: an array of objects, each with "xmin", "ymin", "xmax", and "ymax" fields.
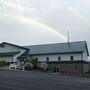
[{"xmin": 0, "ymin": 0, "xmax": 90, "ymax": 57}]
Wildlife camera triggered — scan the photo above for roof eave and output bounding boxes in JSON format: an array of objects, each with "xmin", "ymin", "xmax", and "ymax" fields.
[
  {"xmin": 29, "ymin": 51, "xmax": 83, "ymax": 56},
  {"xmin": 1, "ymin": 42, "xmax": 29, "ymax": 50}
]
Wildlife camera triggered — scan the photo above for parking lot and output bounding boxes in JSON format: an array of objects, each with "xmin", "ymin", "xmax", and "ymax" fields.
[{"xmin": 0, "ymin": 70, "xmax": 90, "ymax": 90}]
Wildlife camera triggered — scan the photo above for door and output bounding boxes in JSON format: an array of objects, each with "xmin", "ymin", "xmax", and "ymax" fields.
[{"xmin": 54, "ymin": 66, "xmax": 59, "ymax": 72}]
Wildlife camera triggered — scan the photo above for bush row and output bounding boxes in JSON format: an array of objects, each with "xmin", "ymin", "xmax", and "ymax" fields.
[{"xmin": 0, "ymin": 61, "xmax": 8, "ymax": 67}]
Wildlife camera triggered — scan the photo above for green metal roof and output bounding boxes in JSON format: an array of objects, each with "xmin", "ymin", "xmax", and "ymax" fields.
[{"xmin": 24, "ymin": 41, "xmax": 89, "ymax": 56}]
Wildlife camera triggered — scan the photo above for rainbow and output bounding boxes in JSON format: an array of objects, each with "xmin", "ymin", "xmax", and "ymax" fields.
[{"xmin": 7, "ymin": 15, "xmax": 68, "ymax": 41}]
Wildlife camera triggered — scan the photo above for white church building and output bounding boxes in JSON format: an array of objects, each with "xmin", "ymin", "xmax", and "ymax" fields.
[{"xmin": 0, "ymin": 41, "xmax": 89, "ymax": 73}]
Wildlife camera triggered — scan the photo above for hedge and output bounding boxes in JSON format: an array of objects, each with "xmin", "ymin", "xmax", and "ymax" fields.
[{"xmin": 0, "ymin": 60, "xmax": 8, "ymax": 67}]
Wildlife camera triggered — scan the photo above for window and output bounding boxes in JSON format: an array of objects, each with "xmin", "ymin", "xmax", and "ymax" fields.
[
  {"xmin": 75, "ymin": 66, "xmax": 78, "ymax": 71},
  {"xmin": 71, "ymin": 56, "xmax": 74, "ymax": 61},
  {"xmin": 46, "ymin": 57, "xmax": 49, "ymax": 62},
  {"xmin": 0, "ymin": 44, "xmax": 5, "ymax": 48},
  {"xmin": 58, "ymin": 56, "xmax": 61, "ymax": 61},
  {"xmin": 36, "ymin": 58, "xmax": 38, "ymax": 61}
]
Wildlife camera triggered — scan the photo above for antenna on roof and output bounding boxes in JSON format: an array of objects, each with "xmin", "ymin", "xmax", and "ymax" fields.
[
  {"xmin": 67, "ymin": 30, "xmax": 70, "ymax": 47},
  {"xmin": 67, "ymin": 30, "xmax": 70, "ymax": 43}
]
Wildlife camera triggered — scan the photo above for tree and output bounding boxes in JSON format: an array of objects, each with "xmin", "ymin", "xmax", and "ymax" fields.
[{"xmin": 30, "ymin": 58, "xmax": 38, "ymax": 69}]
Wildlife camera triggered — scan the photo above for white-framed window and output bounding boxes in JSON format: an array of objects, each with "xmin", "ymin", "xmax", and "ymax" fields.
[
  {"xmin": 58, "ymin": 56, "xmax": 61, "ymax": 61},
  {"xmin": 71, "ymin": 56, "xmax": 74, "ymax": 61},
  {"xmin": 36, "ymin": 57, "xmax": 38, "ymax": 61},
  {"xmin": 75, "ymin": 66, "xmax": 78, "ymax": 71},
  {"xmin": 46, "ymin": 57, "xmax": 49, "ymax": 62},
  {"xmin": 0, "ymin": 44, "xmax": 5, "ymax": 48}
]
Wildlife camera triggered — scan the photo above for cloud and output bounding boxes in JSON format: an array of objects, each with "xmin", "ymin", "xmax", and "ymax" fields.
[
  {"xmin": 0, "ymin": 0, "xmax": 36, "ymax": 12},
  {"xmin": 0, "ymin": 0, "xmax": 90, "ymax": 53},
  {"xmin": 67, "ymin": 7, "xmax": 90, "ymax": 27},
  {"xmin": 0, "ymin": 12, "xmax": 67, "ymax": 42},
  {"xmin": 67, "ymin": 7, "xmax": 79, "ymax": 16}
]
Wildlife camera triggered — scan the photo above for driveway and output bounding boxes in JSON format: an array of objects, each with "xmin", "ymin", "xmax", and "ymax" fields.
[{"xmin": 0, "ymin": 70, "xmax": 90, "ymax": 90}]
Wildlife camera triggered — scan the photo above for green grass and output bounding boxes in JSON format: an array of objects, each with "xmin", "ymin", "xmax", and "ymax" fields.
[{"xmin": 81, "ymin": 71, "xmax": 90, "ymax": 78}]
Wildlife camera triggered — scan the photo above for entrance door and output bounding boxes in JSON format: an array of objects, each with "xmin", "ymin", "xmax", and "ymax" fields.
[{"xmin": 54, "ymin": 66, "xmax": 59, "ymax": 72}]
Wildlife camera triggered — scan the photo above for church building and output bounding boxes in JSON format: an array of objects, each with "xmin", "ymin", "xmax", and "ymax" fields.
[{"xmin": 0, "ymin": 41, "xmax": 89, "ymax": 73}]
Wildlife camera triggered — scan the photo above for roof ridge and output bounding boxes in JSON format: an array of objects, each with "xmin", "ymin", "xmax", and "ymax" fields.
[{"xmin": 24, "ymin": 41, "xmax": 86, "ymax": 47}]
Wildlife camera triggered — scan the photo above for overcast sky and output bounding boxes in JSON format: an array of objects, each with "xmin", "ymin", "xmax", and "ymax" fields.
[{"xmin": 0, "ymin": 0, "xmax": 90, "ymax": 55}]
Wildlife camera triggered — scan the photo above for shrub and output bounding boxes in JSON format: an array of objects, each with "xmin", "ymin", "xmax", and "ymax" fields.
[
  {"xmin": 0, "ymin": 60, "xmax": 8, "ymax": 67},
  {"xmin": 30, "ymin": 58, "xmax": 38, "ymax": 69}
]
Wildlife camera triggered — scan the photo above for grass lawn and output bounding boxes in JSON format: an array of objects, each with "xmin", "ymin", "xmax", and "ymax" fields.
[{"xmin": 81, "ymin": 72, "xmax": 90, "ymax": 78}]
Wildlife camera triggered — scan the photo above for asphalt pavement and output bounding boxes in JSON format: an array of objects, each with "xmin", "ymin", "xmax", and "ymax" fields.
[{"xmin": 0, "ymin": 70, "xmax": 90, "ymax": 90}]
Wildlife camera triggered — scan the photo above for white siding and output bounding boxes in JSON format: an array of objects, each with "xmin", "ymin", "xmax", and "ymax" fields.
[
  {"xmin": 83, "ymin": 49, "xmax": 88, "ymax": 60},
  {"xmin": 32, "ymin": 53, "xmax": 82, "ymax": 62},
  {"xmin": 0, "ymin": 44, "xmax": 27, "ymax": 62},
  {"xmin": 0, "ymin": 43, "xmax": 88, "ymax": 62},
  {"xmin": 0, "ymin": 44, "xmax": 20, "ymax": 53},
  {"xmin": 13, "ymin": 49, "xmax": 26, "ymax": 62},
  {"xmin": 0, "ymin": 56, "xmax": 12, "ymax": 62}
]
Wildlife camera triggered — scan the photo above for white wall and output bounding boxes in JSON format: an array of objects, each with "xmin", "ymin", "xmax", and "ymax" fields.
[
  {"xmin": 0, "ymin": 43, "xmax": 88, "ymax": 62},
  {"xmin": 0, "ymin": 43, "xmax": 27, "ymax": 62},
  {"xmin": 0, "ymin": 56, "xmax": 12, "ymax": 62},
  {"xmin": 0, "ymin": 44, "xmax": 20, "ymax": 53},
  {"xmin": 83, "ymin": 49, "xmax": 88, "ymax": 60},
  {"xmin": 32, "ymin": 53, "xmax": 83, "ymax": 62},
  {"xmin": 13, "ymin": 49, "xmax": 26, "ymax": 62}
]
